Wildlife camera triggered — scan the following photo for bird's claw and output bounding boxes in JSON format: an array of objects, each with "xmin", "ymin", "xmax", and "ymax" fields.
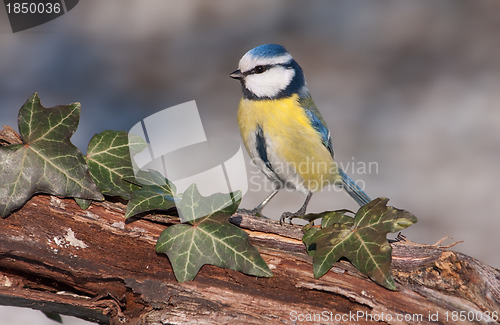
[
  {"xmin": 279, "ymin": 212, "xmax": 293, "ymax": 225},
  {"xmin": 280, "ymin": 207, "xmax": 307, "ymax": 225}
]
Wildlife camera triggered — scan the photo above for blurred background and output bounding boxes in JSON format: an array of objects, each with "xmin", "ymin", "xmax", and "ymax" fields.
[{"xmin": 1, "ymin": 1, "xmax": 499, "ymax": 323}]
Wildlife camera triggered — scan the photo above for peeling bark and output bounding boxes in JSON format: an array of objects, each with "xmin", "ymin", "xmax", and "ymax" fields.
[{"xmin": 0, "ymin": 194, "xmax": 498, "ymax": 324}]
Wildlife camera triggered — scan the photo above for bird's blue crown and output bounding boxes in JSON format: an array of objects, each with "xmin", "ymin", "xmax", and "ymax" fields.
[{"xmin": 248, "ymin": 44, "xmax": 289, "ymax": 58}]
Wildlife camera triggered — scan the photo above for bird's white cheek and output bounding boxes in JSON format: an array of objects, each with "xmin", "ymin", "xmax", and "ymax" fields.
[{"xmin": 245, "ymin": 67, "xmax": 295, "ymax": 98}]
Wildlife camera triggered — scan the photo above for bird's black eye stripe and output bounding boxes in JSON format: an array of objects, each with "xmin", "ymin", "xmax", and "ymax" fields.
[
  {"xmin": 244, "ymin": 65, "xmax": 272, "ymax": 76},
  {"xmin": 254, "ymin": 65, "xmax": 266, "ymax": 74}
]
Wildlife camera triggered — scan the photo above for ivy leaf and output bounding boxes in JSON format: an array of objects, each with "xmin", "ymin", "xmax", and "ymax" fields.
[
  {"xmin": 0, "ymin": 93, "xmax": 103, "ymax": 217},
  {"xmin": 176, "ymin": 183, "xmax": 242, "ymax": 223},
  {"xmin": 75, "ymin": 198, "xmax": 92, "ymax": 210},
  {"xmin": 77, "ymin": 132, "xmax": 146, "ymax": 210},
  {"xmin": 320, "ymin": 210, "xmax": 355, "ymax": 228},
  {"xmin": 289, "ymin": 209, "xmax": 354, "ymax": 225},
  {"xmin": 124, "ymin": 170, "xmax": 177, "ymax": 218},
  {"xmin": 308, "ymin": 198, "xmax": 417, "ymax": 290},
  {"xmin": 85, "ymin": 130, "xmax": 147, "ymax": 199},
  {"xmin": 302, "ymin": 210, "xmax": 355, "ymax": 256},
  {"xmin": 156, "ymin": 184, "xmax": 272, "ymax": 282},
  {"xmin": 302, "ymin": 224, "xmax": 320, "ymax": 256}
]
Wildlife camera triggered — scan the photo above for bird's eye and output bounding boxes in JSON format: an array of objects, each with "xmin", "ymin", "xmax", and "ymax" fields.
[{"xmin": 254, "ymin": 65, "xmax": 266, "ymax": 74}]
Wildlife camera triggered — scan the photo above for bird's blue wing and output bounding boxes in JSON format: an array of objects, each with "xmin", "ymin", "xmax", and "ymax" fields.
[
  {"xmin": 255, "ymin": 125, "xmax": 272, "ymax": 171},
  {"xmin": 299, "ymin": 95, "xmax": 334, "ymax": 157}
]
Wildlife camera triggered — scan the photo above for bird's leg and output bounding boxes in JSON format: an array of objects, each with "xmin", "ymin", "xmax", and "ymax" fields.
[
  {"xmin": 237, "ymin": 188, "xmax": 280, "ymax": 217},
  {"xmin": 280, "ymin": 191, "xmax": 313, "ymax": 225}
]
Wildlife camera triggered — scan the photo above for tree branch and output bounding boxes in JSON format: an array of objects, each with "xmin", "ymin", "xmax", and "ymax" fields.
[{"xmin": 0, "ymin": 194, "xmax": 498, "ymax": 324}]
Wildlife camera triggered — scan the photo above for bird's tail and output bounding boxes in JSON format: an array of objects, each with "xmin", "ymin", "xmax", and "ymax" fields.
[{"xmin": 338, "ymin": 168, "xmax": 371, "ymax": 206}]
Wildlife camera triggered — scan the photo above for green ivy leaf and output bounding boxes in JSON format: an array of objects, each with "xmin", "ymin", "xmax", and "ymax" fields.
[
  {"xmin": 86, "ymin": 130, "xmax": 146, "ymax": 199},
  {"xmin": 124, "ymin": 168, "xmax": 170, "ymax": 187},
  {"xmin": 302, "ymin": 224, "xmax": 320, "ymax": 256},
  {"xmin": 308, "ymin": 198, "xmax": 417, "ymax": 290},
  {"xmin": 75, "ymin": 198, "xmax": 92, "ymax": 210},
  {"xmin": 286, "ymin": 209, "xmax": 354, "ymax": 225},
  {"xmin": 156, "ymin": 184, "xmax": 272, "ymax": 282},
  {"xmin": 302, "ymin": 210, "xmax": 355, "ymax": 256},
  {"xmin": 177, "ymin": 184, "xmax": 242, "ymax": 223},
  {"xmin": 321, "ymin": 210, "xmax": 355, "ymax": 228},
  {"xmin": 0, "ymin": 93, "xmax": 103, "ymax": 217},
  {"xmin": 125, "ymin": 170, "xmax": 177, "ymax": 218}
]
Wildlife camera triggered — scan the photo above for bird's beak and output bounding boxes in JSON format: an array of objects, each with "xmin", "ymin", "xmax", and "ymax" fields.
[{"xmin": 230, "ymin": 69, "xmax": 243, "ymax": 80}]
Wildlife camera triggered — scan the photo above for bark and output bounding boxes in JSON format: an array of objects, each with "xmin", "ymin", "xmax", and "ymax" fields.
[{"xmin": 0, "ymin": 194, "xmax": 498, "ymax": 325}]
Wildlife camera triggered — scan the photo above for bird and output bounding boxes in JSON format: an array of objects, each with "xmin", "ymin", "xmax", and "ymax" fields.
[{"xmin": 230, "ymin": 44, "xmax": 371, "ymax": 223}]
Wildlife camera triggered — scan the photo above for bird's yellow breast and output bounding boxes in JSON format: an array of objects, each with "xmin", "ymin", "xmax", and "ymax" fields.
[{"xmin": 237, "ymin": 94, "xmax": 339, "ymax": 192}]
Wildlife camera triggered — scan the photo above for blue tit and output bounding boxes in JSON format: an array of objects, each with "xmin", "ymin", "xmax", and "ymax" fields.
[{"xmin": 230, "ymin": 44, "xmax": 371, "ymax": 221}]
